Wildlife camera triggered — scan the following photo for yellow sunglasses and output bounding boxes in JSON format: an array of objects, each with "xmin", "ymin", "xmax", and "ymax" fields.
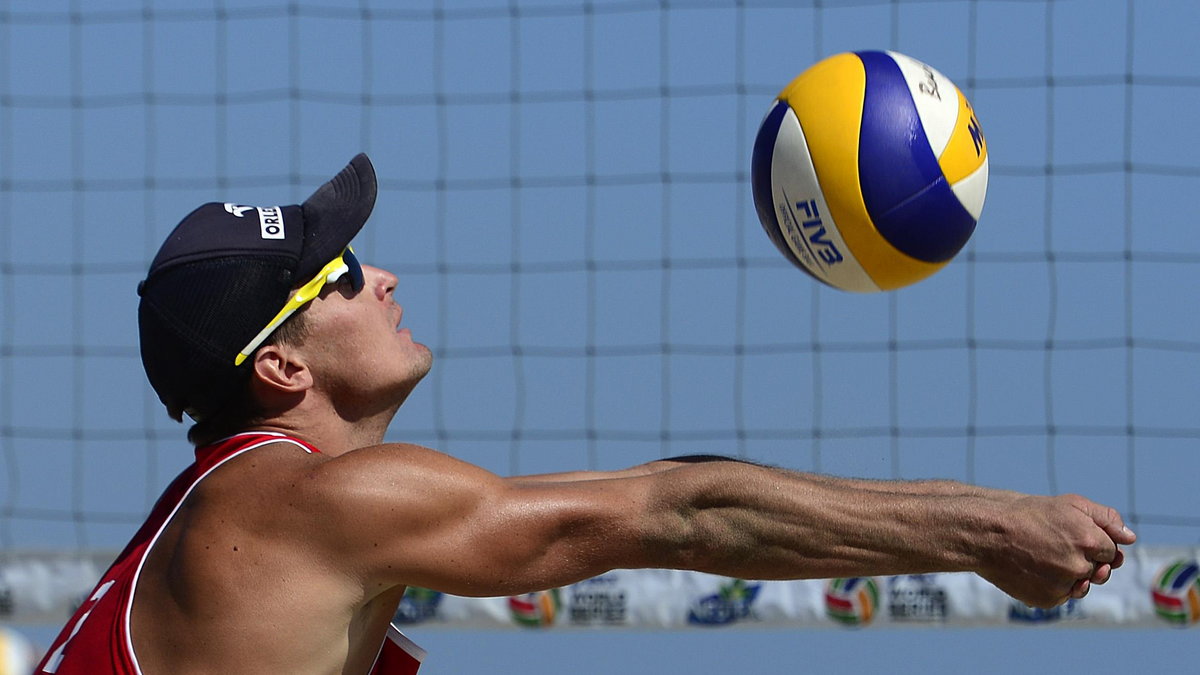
[{"xmin": 234, "ymin": 247, "xmax": 364, "ymax": 365}]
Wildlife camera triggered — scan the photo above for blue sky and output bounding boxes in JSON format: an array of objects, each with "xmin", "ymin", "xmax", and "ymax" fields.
[{"xmin": 2, "ymin": 0, "xmax": 1198, "ymax": 672}]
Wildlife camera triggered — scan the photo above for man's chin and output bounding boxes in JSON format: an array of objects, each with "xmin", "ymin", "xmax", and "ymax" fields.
[
  {"xmin": 410, "ymin": 345, "xmax": 434, "ymax": 380},
  {"xmin": 390, "ymin": 351, "xmax": 433, "ymax": 404}
]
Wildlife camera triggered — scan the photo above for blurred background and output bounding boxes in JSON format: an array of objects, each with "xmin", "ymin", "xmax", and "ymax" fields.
[{"xmin": 1, "ymin": 0, "xmax": 1197, "ymax": 672}]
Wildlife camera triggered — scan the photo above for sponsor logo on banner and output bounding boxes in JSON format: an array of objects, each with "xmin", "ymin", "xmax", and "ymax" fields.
[
  {"xmin": 687, "ymin": 578, "xmax": 761, "ymax": 626},
  {"xmin": 1151, "ymin": 559, "xmax": 1200, "ymax": 626},
  {"xmin": 825, "ymin": 577, "xmax": 879, "ymax": 627},
  {"xmin": 393, "ymin": 587, "xmax": 443, "ymax": 625},
  {"xmin": 1008, "ymin": 598, "xmax": 1083, "ymax": 623},
  {"xmin": 509, "ymin": 589, "xmax": 560, "ymax": 628},
  {"xmin": 569, "ymin": 574, "xmax": 628, "ymax": 626},
  {"xmin": 887, "ymin": 574, "xmax": 947, "ymax": 622}
]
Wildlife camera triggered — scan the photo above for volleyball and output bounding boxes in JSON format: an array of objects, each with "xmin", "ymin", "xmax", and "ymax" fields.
[{"xmin": 751, "ymin": 50, "xmax": 989, "ymax": 292}]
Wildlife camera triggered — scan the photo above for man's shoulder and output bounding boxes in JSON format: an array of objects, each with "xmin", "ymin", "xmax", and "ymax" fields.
[
  {"xmin": 194, "ymin": 440, "xmax": 457, "ymax": 515},
  {"xmin": 189, "ymin": 436, "xmax": 329, "ymax": 516},
  {"xmin": 304, "ymin": 442, "xmax": 503, "ymax": 499}
]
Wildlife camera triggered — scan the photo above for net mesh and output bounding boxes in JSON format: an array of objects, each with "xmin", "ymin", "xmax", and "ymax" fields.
[{"xmin": 2, "ymin": 0, "xmax": 1198, "ymax": 571}]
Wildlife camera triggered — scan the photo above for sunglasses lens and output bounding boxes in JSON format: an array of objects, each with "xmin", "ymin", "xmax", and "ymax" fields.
[{"xmin": 342, "ymin": 248, "xmax": 364, "ymax": 292}]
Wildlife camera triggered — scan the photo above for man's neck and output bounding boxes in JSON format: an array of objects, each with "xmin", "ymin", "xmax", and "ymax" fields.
[{"xmin": 253, "ymin": 399, "xmax": 397, "ymax": 458}]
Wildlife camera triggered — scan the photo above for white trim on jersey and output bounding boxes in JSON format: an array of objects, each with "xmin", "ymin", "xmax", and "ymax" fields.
[{"xmin": 123, "ymin": 434, "xmax": 316, "ymax": 674}]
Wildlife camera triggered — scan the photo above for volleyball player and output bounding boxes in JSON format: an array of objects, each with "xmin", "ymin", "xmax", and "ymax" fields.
[{"xmin": 36, "ymin": 154, "xmax": 1134, "ymax": 674}]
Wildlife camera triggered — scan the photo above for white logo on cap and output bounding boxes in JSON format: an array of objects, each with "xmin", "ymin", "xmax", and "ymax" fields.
[
  {"xmin": 224, "ymin": 203, "xmax": 255, "ymax": 218},
  {"xmin": 223, "ymin": 202, "xmax": 285, "ymax": 240}
]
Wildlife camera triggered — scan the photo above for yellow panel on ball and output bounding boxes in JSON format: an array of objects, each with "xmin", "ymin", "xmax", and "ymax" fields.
[{"xmin": 778, "ymin": 53, "xmax": 946, "ymax": 291}]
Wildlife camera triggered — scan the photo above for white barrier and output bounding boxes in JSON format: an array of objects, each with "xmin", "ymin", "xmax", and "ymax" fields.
[{"xmin": 4, "ymin": 547, "xmax": 1197, "ymax": 630}]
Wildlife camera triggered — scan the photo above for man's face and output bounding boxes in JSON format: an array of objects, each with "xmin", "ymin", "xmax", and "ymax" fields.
[{"xmin": 294, "ymin": 263, "xmax": 433, "ymax": 412}]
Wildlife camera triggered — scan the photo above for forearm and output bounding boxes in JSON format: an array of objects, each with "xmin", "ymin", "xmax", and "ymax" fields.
[
  {"xmin": 525, "ymin": 453, "xmax": 1013, "ymax": 501},
  {"xmin": 640, "ymin": 461, "xmax": 1000, "ymax": 581},
  {"xmin": 652, "ymin": 454, "xmax": 1020, "ymax": 501},
  {"xmin": 803, "ymin": 473, "xmax": 1022, "ymax": 500}
]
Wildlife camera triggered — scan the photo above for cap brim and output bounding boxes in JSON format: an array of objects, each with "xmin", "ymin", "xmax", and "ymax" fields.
[{"xmin": 298, "ymin": 153, "xmax": 377, "ymax": 278}]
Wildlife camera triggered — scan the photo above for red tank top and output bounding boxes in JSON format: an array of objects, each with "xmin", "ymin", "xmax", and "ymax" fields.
[{"xmin": 34, "ymin": 432, "xmax": 423, "ymax": 674}]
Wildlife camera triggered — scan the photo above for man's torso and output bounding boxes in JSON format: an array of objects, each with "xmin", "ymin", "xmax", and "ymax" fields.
[{"xmin": 35, "ymin": 432, "xmax": 415, "ymax": 675}]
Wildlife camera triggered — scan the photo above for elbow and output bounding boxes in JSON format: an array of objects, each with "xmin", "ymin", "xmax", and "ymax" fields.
[
  {"xmin": 638, "ymin": 497, "xmax": 736, "ymax": 573},
  {"xmin": 634, "ymin": 470, "xmax": 729, "ymax": 572}
]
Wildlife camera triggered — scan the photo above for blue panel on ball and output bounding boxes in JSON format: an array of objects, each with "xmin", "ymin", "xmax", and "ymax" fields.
[
  {"xmin": 751, "ymin": 100, "xmax": 821, "ymax": 281},
  {"xmin": 855, "ymin": 50, "xmax": 973, "ymax": 263},
  {"xmin": 872, "ymin": 179, "xmax": 977, "ymax": 262}
]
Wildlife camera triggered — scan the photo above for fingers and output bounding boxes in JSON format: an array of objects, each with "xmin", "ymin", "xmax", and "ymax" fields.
[
  {"xmin": 1090, "ymin": 562, "xmax": 1112, "ymax": 585},
  {"xmin": 1073, "ymin": 496, "xmax": 1136, "ymax": 545},
  {"xmin": 1069, "ymin": 578, "xmax": 1090, "ymax": 600},
  {"xmin": 1090, "ymin": 535, "xmax": 1117, "ymax": 565},
  {"xmin": 1069, "ymin": 559, "xmax": 1116, "ymax": 602},
  {"xmin": 1069, "ymin": 562, "xmax": 1114, "ymax": 600},
  {"xmin": 1066, "ymin": 497, "xmax": 1135, "ymax": 585},
  {"xmin": 1066, "ymin": 498, "xmax": 1130, "ymax": 602}
]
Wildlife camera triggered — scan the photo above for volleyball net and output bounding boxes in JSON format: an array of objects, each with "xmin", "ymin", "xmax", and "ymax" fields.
[{"xmin": 1, "ymin": 0, "xmax": 1198, "ymax": 631}]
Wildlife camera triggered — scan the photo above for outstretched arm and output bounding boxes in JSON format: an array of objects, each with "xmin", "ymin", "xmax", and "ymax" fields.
[{"xmin": 302, "ymin": 444, "xmax": 1133, "ymax": 609}]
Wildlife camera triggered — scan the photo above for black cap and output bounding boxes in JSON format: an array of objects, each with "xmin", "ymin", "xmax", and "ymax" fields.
[{"xmin": 137, "ymin": 153, "xmax": 377, "ymax": 421}]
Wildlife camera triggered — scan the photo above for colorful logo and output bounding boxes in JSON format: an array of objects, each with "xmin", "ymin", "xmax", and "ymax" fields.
[
  {"xmin": 1152, "ymin": 559, "xmax": 1200, "ymax": 627},
  {"xmin": 508, "ymin": 589, "xmax": 561, "ymax": 628},
  {"xmin": 825, "ymin": 577, "xmax": 879, "ymax": 626},
  {"xmin": 687, "ymin": 578, "xmax": 762, "ymax": 626},
  {"xmin": 393, "ymin": 587, "xmax": 443, "ymax": 625},
  {"xmin": 1008, "ymin": 598, "xmax": 1082, "ymax": 623}
]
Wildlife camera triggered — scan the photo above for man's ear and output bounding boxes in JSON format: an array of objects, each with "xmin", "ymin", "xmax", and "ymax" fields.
[{"xmin": 250, "ymin": 343, "xmax": 313, "ymax": 394}]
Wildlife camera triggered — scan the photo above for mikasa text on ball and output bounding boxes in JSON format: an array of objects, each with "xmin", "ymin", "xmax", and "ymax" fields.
[{"xmin": 751, "ymin": 50, "xmax": 989, "ymax": 292}]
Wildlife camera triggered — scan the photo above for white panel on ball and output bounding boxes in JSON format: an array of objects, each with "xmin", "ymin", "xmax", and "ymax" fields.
[{"xmin": 769, "ymin": 106, "xmax": 879, "ymax": 293}]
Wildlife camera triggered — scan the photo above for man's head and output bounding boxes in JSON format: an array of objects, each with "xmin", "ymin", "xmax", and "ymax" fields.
[{"xmin": 137, "ymin": 154, "xmax": 377, "ymax": 423}]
